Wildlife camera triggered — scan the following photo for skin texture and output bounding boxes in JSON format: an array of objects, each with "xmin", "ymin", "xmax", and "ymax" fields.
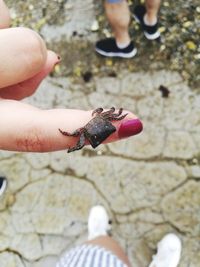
[{"xmin": 0, "ymin": 1, "xmax": 142, "ymax": 152}]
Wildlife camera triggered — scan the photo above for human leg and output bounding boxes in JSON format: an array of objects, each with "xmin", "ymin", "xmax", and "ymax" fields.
[
  {"xmin": 105, "ymin": 0, "xmax": 131, "ymax": 45},
  {"xmin": 133, "ymin": 0, "xmax": 161, "ymax": 40},
  {"xmin": 145, "ymin": 0, "xmax": 161, "ymax": 25},
  {"xmin": 95, "ymin": 0, "xmax": 137, "ymax": 58}
]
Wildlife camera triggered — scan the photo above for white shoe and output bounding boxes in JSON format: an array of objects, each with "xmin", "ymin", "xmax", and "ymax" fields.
[
  {"xmin": 87, "ymin": 205, "xmax": 111, "ymax": 240},
  {"xmin": 148, "ymin": 233, "xmax": 182, "ymax": 267}
]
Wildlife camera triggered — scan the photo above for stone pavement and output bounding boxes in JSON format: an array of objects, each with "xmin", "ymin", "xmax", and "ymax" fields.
[{"xmin": 0, "ymin": 1, "xmax": 200, "ymax": 267}]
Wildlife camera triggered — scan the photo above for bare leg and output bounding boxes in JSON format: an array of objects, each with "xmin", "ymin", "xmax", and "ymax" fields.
[
  {"xmin": 105, "ymin": 0, "xmax": 131, "ymax": 45},
  {"xmin": 145, "ymin": 0, "xmax": 161, "ymax": 25},
  {"xmin": 86, "ymin": 236, "xmax": 131, "ymax": 267}
]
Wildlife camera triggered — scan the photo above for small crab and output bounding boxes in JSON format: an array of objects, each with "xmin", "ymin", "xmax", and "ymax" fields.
[{"xmin": 59, "ymin": 107, "xmax": 128, "ymax": 153}]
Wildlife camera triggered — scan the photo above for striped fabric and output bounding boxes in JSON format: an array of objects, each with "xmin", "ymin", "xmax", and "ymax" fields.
[{"xmin": 56, "ymin": 244, "xmax": 128, "ymax": 267}]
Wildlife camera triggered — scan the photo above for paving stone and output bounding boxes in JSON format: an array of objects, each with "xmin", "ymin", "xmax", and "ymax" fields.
[
  {"xmin": 29, "ymin": 168, "xmax": 52, "ymax": 183},
  {"xmin": 0, "ymin": 252, "xmax": 24, "ymax": 267},
  {"xmin": 187, "ymin": 165, "xmax": 200, "ymax": 179},
  {"xmin": 0, "ymin": 157, "xmax": 30, "ymax": 192},
  {"xmin": 86, "ymin": 157, "xmax": 187, "ymax": 213},
  {"xmin": 161, "ymin": 180, "xmax": 200, "ymax": 236},
  {"xmin": 184, "ymin": 95, "xmax": 200, "ymax": 131},
  {"xmin": 10, "ymin": 234, "xmax": 43, "ymax": 261},
  {"xmin": 121, "ymin": 72, "xmax": 154, "ymax": 97},
  {"xmin": 180, "ymin": 236, "xmax": 200, "ymax": 267},
  {"xmin": 191, "ymin": 131, "xmax": 200, "ymax": 150},
  {"xmin": 163, "ymin": 131, "xmax": 197, "ymax": 159},
  {"xmin": 26, "ymin": 78, "xmax": 72, "ymax": 109},
  {"xmin": 27, "ymin": 256, "xmax": 58, "ymax": 267},
  {"xmin": 11, "ymin": 212, "xmax": 35, "ymax": 234},
  {"xmin": 0, "ymin": 151, "xmax": 17, "ymax": 159},
  {"xmin": 161, "ymin": 89, "xmax": 192, "ymax": 130},
  {"xmin": 0, "ymin": 235, "xmax": 10, "ymax": 251},
  {"xmin": 137, "ymin": 94, "xmax": 164, "ymax": 122},
  {"xmin": 11, "ymin": 173, "xmax": 105, "ymax": 236},
  {"xmin": 50, "ymin": 151, "xmax": 89, "ymax": 176},
  {"xmin": 89, "ymin": 91, "xmax": 125, "ymax": 108},
  {"xmin": 150, "ymin": 70, "xmax": 183, "ymax": 89},
  {"xmin": 40, "ymin": 235, "xmax": 72, "ymax": 256},
  {"xmin": 24, "ymin": 153, "xmax": 50, "ymax": 169},
  {"xmin": 41, "ymin": 0, "xmax": 95, "ymax": 41},
  {"xmin": 95, "ymin": 77, "xmax": 121, "ymax": 94},
  {"xmin": 89, "ymin": 91, "xmax": 137, "ymax": 114},
  {"xmin": 108, "ymin": 124, "xmax": 166, "ymax": 159}
]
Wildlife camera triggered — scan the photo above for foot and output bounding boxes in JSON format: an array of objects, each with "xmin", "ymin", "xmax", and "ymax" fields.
[
  {"xmin": 148, "ymin": 233, "xmax": 182, "ymax": 267},
  {"xmin": 88, "ymin": 205, "xmax": 111, "ymax": 240},
  {"xmin": 95, "ymin": 38, "xmax": 137, "ymax": 58},
  {"xmin": 0, "ymin": 176, "xmax": 7, "ymax": 196},
  {"xmin": 133, "ymin": 5, "xmax": 160, "ymax": 40}
]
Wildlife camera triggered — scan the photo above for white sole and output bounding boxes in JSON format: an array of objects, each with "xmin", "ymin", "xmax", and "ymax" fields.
[
  {"xmin": 144, "ymin": 31, "xmax": 160, "ymax": 40},
  {"xmin": 95, "ymin": 47, "xmax": 137, "ymax": 58},
  {"xmin": 0, "ymin": 179, "xmax": 7, "ymax": 196},
  {"xmin": 133, "ymin": 14, "xmax": 160, "ymax": 40}
]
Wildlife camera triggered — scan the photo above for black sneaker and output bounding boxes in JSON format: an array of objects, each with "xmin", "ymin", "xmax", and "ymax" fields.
[
  {"xmin": 0, "ymin": 177, "xmax": 7, "ymax": 196},
  {"xmin": 95, "ymin": 38, "xmax": 137, "ymax": 58},
  {"xmin": 133, "ymin": 5, "xmax": 160, "ymax": 40}
]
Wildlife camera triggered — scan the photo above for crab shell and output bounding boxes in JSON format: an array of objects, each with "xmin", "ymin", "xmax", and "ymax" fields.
[{"xmin": 84, "ymin": 116, "xmax": 116, "ymax": 148}]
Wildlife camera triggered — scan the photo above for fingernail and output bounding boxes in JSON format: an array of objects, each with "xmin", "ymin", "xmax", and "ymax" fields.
[{"xmin": 118, "ymin": 119, "xmax": 143, "ymax": 139}]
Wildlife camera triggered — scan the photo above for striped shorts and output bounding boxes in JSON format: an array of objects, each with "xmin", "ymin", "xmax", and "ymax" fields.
[{"xmin": 56, "ymin": 244, "xmax": 128, "ymax": 267}]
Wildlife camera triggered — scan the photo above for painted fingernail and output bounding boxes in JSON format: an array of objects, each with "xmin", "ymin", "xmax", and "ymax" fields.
[{"xmin": 118, "ymin": 119, "xmax": 143, "ymax": 139}]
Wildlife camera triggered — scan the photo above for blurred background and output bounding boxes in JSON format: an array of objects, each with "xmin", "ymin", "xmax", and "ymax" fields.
[{"xmin": 0, "ymin": 0, "xmax": 200, "ymax": 266}]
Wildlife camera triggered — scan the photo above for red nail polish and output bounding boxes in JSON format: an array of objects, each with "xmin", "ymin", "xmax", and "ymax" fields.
[{"xmin": 118, "ymin": 119, "xmax": 143, "ymax": 139}]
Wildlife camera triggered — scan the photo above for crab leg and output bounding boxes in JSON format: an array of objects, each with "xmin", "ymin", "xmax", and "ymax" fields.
[
  {"xmin": 110, "ymin": 113, "xmax": 128, "ymax": 121},
  {"xmin": 110, "ymin": 108, "xmax": 123, "ymax": 117},
  {"xmin": 92, "ymin": 107, "xmax": 104, "ymax": 116},
  {"xmin": 101, "ymin": 107, "xmax": 115, "ymax": 117},
  {"xmin": 59, "ymin": 128, "xmax": 83, "ymax": 137},
  {"xmin": 68, "ymin": 133, "xmax": 85, "ymax": 153}
]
